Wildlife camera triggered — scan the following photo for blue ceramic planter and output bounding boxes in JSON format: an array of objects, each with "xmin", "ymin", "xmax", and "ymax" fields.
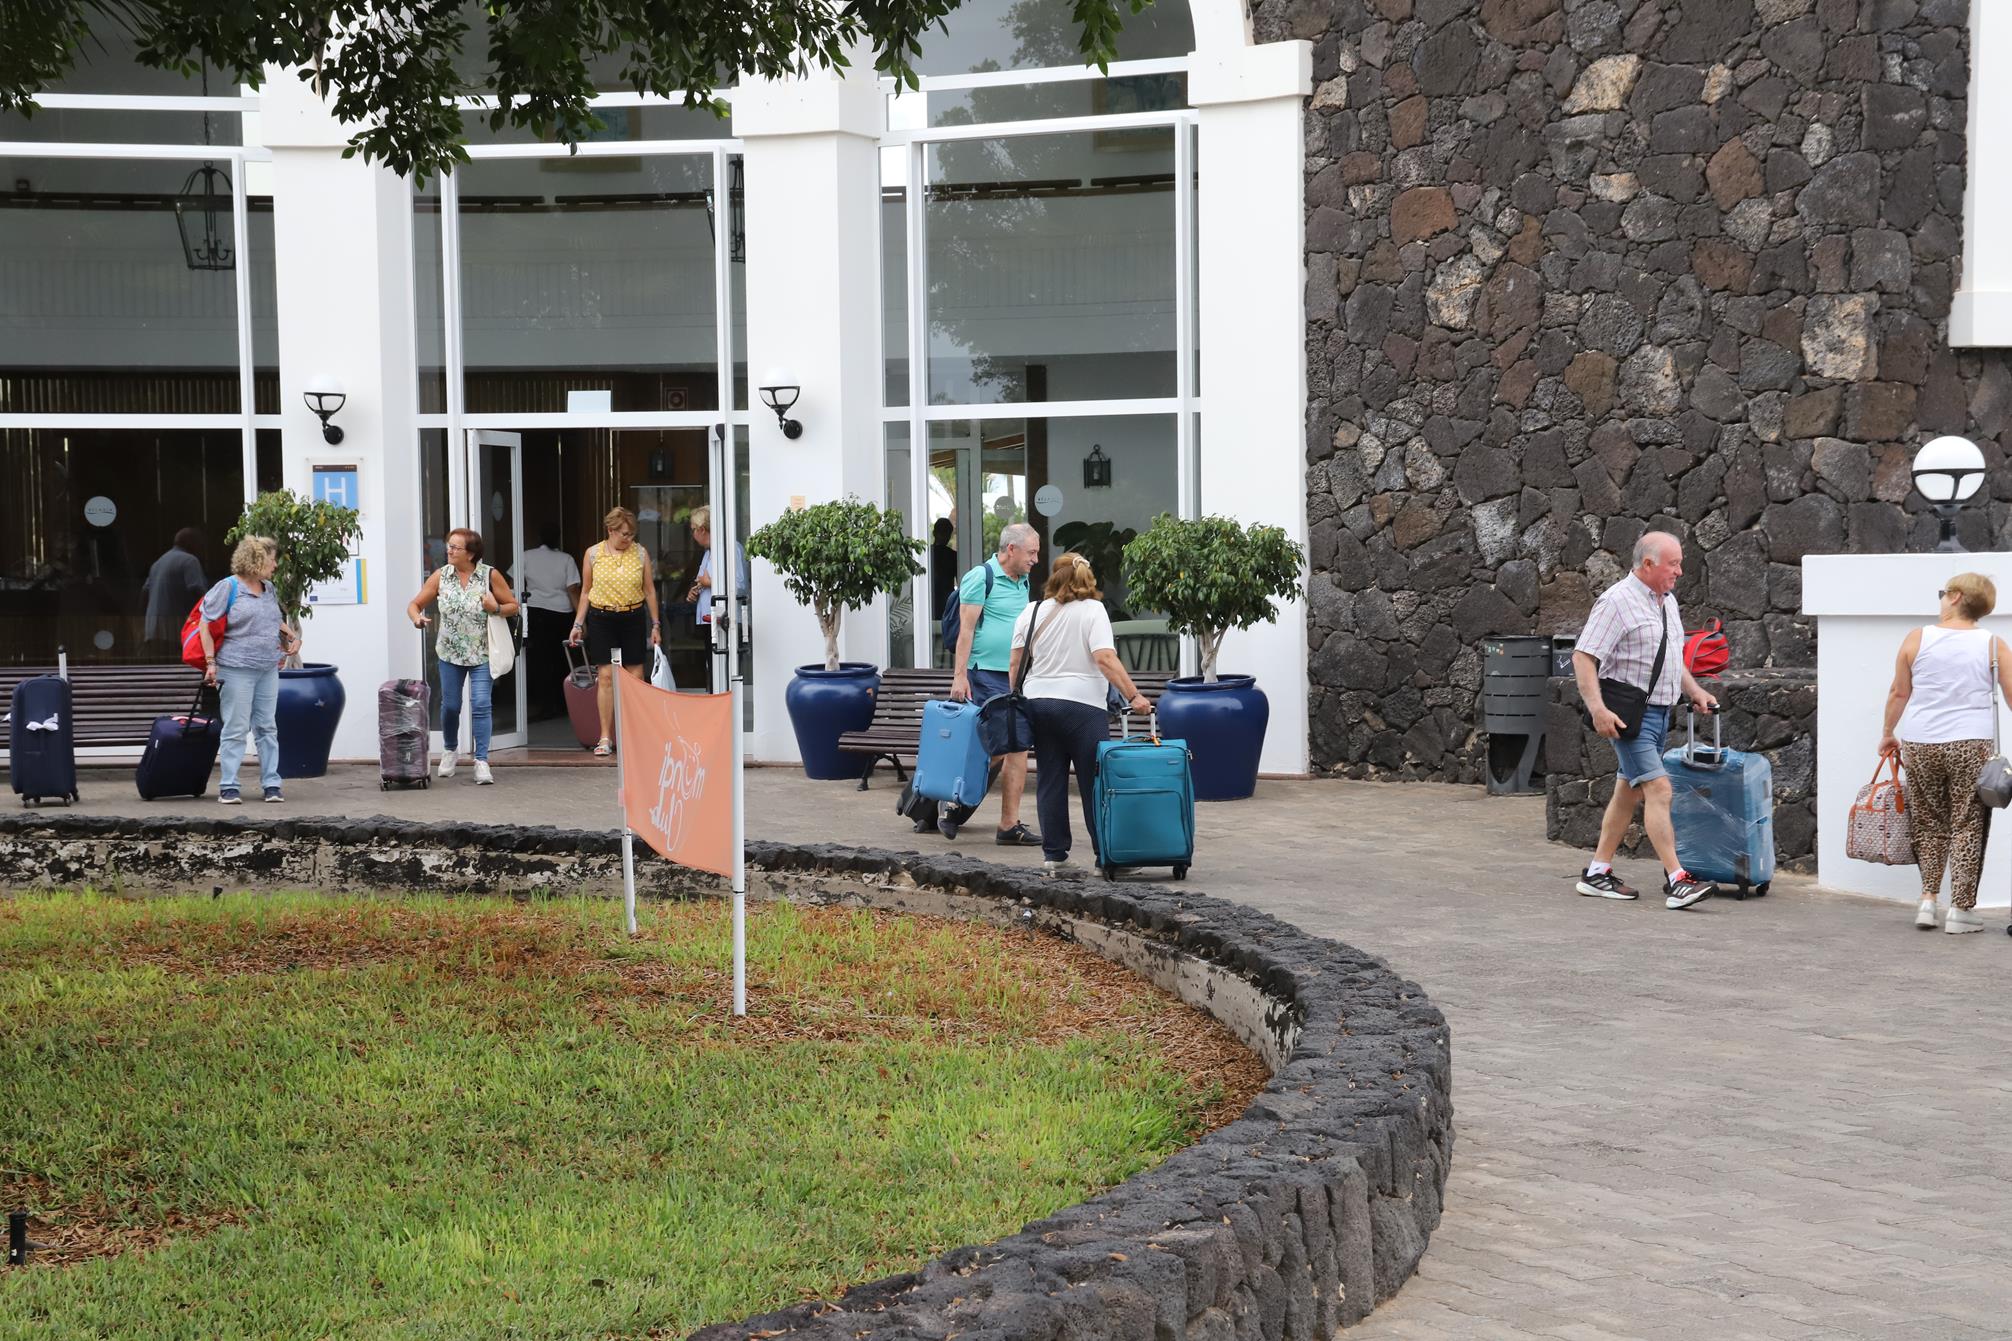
[
  {"xmin": 785, "ymin": 662, "xmax": 881, "ymax": 780},
  {"xmin": 274, "ymin": 663, "xmax": 347, "ymax": 779},
  {"xmin": 1156, "ymin": 674, "xmax": 1268, "ymax": 801}
]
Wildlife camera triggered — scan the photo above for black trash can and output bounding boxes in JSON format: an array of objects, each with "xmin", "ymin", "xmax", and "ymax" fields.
[{"xmin": 1482, "ymin": 635, "xmax": 1552, "ymax": 795}]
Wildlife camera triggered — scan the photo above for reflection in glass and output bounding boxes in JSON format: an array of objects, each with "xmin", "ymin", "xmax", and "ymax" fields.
[
  {"xmin": 911, "ymin": 0, "xmax": 1192, "ymax": 76},
  {"xmin": 0, "ymin": 429, "xmax": 247, "ymax": 665},
  {"xmin": 0, "ymin": 158, "xmax": 243, "ymax": 413},
  {"xmin": 414, "ymin": 192, "xmax": 447, "ymax": 414},
  {"xmin": 456, "ymin": 156, "xmax": 719, "ymax": 414},
  {"xmin": 883, "ymin": 190, "xmax": 908, "ymax": 406},
  {"xmin": 925, "ymin": 129, "xmax": 1176, "ymax": 404},
  {"xmin": 924, "ymin": 73, "xmax": 1186, "ymax": 128},
  {"xmin": 249, "ymin": 192, "xmax": 279, "ymax": 413}
]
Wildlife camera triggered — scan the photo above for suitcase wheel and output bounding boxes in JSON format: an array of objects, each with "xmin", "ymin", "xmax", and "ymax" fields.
[
  {"xmin": 1173, "ymin": 865, "xmax": 1188, "ymax": 881},
  {"xmin": 1731, "ymin": 885, "xmax": 1747, "ymax": 901},
  {"xmin": 1101, "ymin": 865, "xmax": 1115, "ymax": 881},
  {"xmin": 380, "ymin": 781, "xmax": 389, "ymax": 791},
  {"xmin": 1754, "ymin": 881, "xmax": 1769, "ymax": 897}
]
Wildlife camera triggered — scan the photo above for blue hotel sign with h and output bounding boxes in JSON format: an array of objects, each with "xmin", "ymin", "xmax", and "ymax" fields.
[{"xmin": 312, "ymin": 464, "xmax": 359, "ymax": 512}]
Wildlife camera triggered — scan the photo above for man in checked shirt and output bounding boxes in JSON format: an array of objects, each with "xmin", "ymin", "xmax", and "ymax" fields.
[{"xmin": 1571, "ymin": 531, "xmax": 1721, "ymax": 910}]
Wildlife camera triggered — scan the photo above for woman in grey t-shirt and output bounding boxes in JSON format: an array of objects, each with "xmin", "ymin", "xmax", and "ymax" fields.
[{"xmin": 196, "ymin": 535, "xmax": 299, "ymax": 803}]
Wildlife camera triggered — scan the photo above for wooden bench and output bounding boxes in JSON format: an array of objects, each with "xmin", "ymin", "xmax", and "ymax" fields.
[
  {"xmin": 838, "ymin": 667, "xmax": 1174, "ymax": 790},
  {"xmin": 1, "ymin": 664, "xmax": 207, "ymax": 751}
]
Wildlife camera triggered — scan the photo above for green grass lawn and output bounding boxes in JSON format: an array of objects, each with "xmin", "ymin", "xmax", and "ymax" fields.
[{"xmin": 0, "ymin": 892, "xmax": 1248, "ymax": 1340}]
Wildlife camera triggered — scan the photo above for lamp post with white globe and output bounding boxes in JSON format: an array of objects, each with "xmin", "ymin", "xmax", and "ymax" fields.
[{"xmin": 1911, "ymin": 435, "xmax": 1988, "ymax": 553}]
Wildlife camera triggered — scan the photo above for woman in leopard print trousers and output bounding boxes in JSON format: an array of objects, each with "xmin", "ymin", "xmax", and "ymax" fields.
[{"xmin": 1880, "ymin": 573, "xmax": 2012, "ymax": 933}]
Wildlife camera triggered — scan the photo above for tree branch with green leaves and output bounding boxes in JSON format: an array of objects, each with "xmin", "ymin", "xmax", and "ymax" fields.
[
  {"xmin": 3, "ymin": 0, "xmax": 1154, "ymax": 181},
  {"xmin": 1122, "ymin": 514, "xmax": 1305, "ymax": 683},
  {"xmin": 747, "ymin": 498, "xmax": 923, "ymax": 671}
]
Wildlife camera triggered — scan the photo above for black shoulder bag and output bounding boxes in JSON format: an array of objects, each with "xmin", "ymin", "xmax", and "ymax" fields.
[
  {"xmin": 1596, "ymin": 601, "xmax": 1669, "ymax": 741},
  {"xmin": 977, "ymin": 599, "xmax": 1045, "ymax": 756}
]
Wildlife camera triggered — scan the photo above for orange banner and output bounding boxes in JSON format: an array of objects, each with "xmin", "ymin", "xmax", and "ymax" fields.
[{"xmin": 615, "ymin": 675, "xmax": 735, "ymax": 878}]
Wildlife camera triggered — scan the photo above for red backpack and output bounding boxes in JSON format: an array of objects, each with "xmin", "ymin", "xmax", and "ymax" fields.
[
  {"xmin": 1683, "ymin": 618, "xmax": 1729, "ymax": 679},
  {"xmin": 179, "ymin": 579, "xmax": 238, "ymax": 670}
]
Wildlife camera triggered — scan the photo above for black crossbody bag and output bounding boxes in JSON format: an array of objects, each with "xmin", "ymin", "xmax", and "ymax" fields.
[{"xmin": 1596, "ymin": 604, "xmax": 1669, "ymax": 741}]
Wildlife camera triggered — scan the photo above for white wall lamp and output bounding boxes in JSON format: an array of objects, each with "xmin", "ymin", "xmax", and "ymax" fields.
[
  {"xmin": 1913, "ymin": 435, "xmax": 1988, "ymax": 553},
  {"xmin": 759, "ymin": 369, "xmax": 802, "ymax": 440},
  {"xmin": 304, "ymin": 375, "xmax": 347, "ymax": 445}
]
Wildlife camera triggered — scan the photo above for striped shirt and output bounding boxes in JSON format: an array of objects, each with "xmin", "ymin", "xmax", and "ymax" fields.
[{"xmin": 1577, "ymin": 574, "xmax": 1684, "ymax": 706}]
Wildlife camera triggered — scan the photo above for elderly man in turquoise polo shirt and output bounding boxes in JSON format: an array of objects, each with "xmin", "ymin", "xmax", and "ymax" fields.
[{"xmin": 947, "ymin": 521, "xmax": 1043, "ymax": 846}]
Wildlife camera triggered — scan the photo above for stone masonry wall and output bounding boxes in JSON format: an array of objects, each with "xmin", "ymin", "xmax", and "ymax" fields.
[{"xmin": 1274, "ymin": 0, "xmax": 2007, "ymax": 782}]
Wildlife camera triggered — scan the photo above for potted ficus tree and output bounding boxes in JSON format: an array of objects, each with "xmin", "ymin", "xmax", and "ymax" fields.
[
  {"xmin": 226, "ymin": 489, "xmax": 365, "ymax": 779},
  {"xmin": 1122, "ymin": 513, "xmax": 1305, "ymax": 801},
  {"xmin": 748, "ymin": 497, "xmax": 923, "ymax": 780}
]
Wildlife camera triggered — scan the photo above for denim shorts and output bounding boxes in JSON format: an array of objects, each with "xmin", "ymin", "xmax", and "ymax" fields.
[
  {"xmin": 967, "ymin": 667, "xmax": 1011, "ymax": 704},
  {"xmin": 1610, "ymin": 704, "xmax": 1672, "ymax": 785}
]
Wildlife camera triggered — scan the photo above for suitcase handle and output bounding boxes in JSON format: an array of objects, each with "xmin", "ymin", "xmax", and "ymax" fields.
[
  {"xmin": 1118, "ymin": 708, "xmax": 1160, "ymax": 745},
  {"xmin": 179, "ymin": 681, "xmax": 217, "ymax": 736},
  {"xmin": 1681, "ymin": 704, "xmax": 1725, "ymax": 769}
]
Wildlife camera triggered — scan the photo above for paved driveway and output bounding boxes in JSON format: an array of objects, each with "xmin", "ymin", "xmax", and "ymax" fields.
[{"xmin": 59, "ymin": 764, "xmax": 2012, "ymax": 1338}]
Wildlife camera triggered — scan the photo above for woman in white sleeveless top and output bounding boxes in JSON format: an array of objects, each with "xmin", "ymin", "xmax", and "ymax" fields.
[{"xmin": 1878, "ymin": 573, "xmax": 2012, "ymax": 932}]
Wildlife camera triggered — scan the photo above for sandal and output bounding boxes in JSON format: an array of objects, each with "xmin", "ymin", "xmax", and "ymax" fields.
[{"xmin": 593, "ymin": 738, "xmax": 613, "ymax": 757}]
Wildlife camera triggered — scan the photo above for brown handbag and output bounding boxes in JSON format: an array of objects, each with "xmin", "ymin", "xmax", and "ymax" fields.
[{"xmin": 1846, "ymin": 757, "xmax": 1914, "ymax": 866}]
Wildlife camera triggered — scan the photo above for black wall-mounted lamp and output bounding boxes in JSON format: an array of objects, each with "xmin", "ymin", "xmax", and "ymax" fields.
[
  {"xmin": 759, "ymin": 370, "xmax": 802, "ymax": 440},
  {"xmin": 303, "ymin": 375, "xmax": 346, "ymax": 445},
  {"xmin": 1083, "ymin": 444, "xmax": 1112, "ymax": 488},
  {"xmin": 1913, "ymin": 435, "xmax": 1988, "ymax": 553}
]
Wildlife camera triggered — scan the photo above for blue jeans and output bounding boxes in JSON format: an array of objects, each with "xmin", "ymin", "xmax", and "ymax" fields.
[
  {"xmin": 216, "ymin": 664, "xmax": 280, "ymax": 792},
  {"xmin": 1030, "ymin": 697, "xmax": 1107, "ymax": 863},
  {"xmin": 1610, "ymin": 703, "xmax": 1672, "ymax": 785},
  {"xmin": 438, "ymin": 660, "xmax": 493, "ymax": 760}
]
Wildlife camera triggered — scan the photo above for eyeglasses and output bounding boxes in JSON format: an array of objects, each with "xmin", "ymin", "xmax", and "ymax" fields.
[
  {"xmin": 446, "ymin": 543, "xmax": 469, "ymax": 553},
  {"xmin": 1938, "ymin": 589, "xmax": 1949, "ymax": 599}
]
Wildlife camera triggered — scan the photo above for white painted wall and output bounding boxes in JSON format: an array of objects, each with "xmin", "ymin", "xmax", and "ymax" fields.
[
  {"xmin": 1805, "ymin": 553, "xmax": 2012, "ymax": 908},
  {"xmin": 1193, "ymin": 41, "xmax": 1312, "ymax": 777},
  {"xmin": 261, "ymin": 72, "xmax": 424, "ymax": 765},
  {"xmin": 735, "ymin": 61, "xmax": 888, "ymax": 764},
  {"xmin": 1953, "ymin": 0, "xmax": 2012, "ymax": 346}
]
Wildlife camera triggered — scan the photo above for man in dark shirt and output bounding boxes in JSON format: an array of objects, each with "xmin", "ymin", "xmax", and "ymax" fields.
[
  {"xmin": 929, "ymin": 517, "xmax": 957, "ymax": 637},
  {"xmin": 142, "ymin": 527, "xmax": 207, "ymax": 657}
]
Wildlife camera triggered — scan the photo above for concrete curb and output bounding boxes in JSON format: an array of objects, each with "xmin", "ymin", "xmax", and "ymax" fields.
[{"xmin": 0, "ymin": 812, "xmax": 1454, "ymax": 1337}]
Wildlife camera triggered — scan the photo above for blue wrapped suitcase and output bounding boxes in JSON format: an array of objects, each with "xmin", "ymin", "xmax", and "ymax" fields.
[
  {"xmin": 1092, "ymin": 712, "xmax": 1194, "ymax": 882},
  {"xmin": 1663, "ymin": 708, "xmax": 1774, "ymax": 898},
  {"xmin": 913, "ymin": 699, "xmax": 992, "ymax": 810},
  {"xmin": 7, "ymin": 674, "xmax": 79, "ymax": 806},
  {"xmin": 135, "ymin": 684, "xmax": 222, "ymax": 800}
]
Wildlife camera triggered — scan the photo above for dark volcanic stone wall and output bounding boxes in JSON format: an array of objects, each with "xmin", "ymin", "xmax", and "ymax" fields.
[{"xmin": 1272, "ymin": 0, "xmax": 2004, "ymax": 781}]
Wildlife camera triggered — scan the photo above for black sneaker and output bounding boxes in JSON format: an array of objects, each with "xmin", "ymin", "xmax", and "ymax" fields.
[
  {"xmin": 1664, "ymin": 874, "xmax": 1717, "ymax": 910},
  {"xmin": 995, "ymin": 822, "xmax": 1042, "ymax": 847},
  {"xmin": 1576, "ymin": 870, "xmax": 1638, "ymax": 900}
]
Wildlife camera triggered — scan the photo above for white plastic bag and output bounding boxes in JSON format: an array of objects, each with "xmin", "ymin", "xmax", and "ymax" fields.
[{"xmin": 650, "ymin": 645, "xmax": 676, "ymax": 692}]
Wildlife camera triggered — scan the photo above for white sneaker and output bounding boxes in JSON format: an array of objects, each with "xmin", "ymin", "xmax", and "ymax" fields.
[
  {"xmin": 1944, "ymin": 906, "xmax": 1985, "ymax": 934},
  {"xmin": 1042, "ymin": 859, "xmax": 1075, "ymax": 879},
  {"xmin": 473, "ymin": 760, "xmax": 494, "ymax": 786},
  {"xmin": 1916, "ymin": 898, "xmax": 1939, "ymax": 930},
  {"xmin": 437, "ymin": 751, "xmax": 458, "ymax": 779}
]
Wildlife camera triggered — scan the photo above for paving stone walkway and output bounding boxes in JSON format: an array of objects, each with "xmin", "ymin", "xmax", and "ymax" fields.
[{"xmin": 59, "ymin": 764, "xmax": 2012, "ymax": 1338}]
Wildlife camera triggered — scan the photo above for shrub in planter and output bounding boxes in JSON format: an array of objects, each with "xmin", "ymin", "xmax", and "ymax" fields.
[
  {"xmin": 1122, "ymin": 514, "xmax": 1304, "ymax": 800},
  {"xmin": 748, "ymin": 499, "xmax": 923, "ymax": 778},
  {"xmin": 225, "ymin": 490, "xmax": 366, "ymax": 778}
]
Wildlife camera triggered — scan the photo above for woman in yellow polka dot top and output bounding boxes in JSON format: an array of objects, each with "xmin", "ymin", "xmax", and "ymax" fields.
[{"xmin": 567, "ymin": 506, "xmax": 662, "ymax": 755}]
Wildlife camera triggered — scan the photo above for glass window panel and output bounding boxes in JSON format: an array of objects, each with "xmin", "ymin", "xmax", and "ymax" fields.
[
  {"xmin": 925, "ymin": 129, "xmax": 1175, "ymax": 405},
  {"xmin": 44, "ymin": 38, "xmax": 225, "ymax": 96},
  {"xmin": 728, "ymin": 154, "xmax": 747, "ymax": 411},
  {"xmin": 414, "ymin": 190, "xmax": 448, "ymax": 415},
  {"xmin": 911, "ymin": 0, "xmax": 1193, "ymax": 76},
  {"xmin": 0, "ymin": 106, "xmax": 242, "ymax": 144},
  {"xmin": 883, "ymin": 185, "xmax": 908, "ymax": 407},
  {"xmin": 0, "ymin": 156, "xmax": 242, "ymax": 413},
  {"xmin": 458, "ymin": 101, "xmax": 732, "ymax": 147},
  {"xmin": 924, "ymin": 72, "xmax": 1186, "ymax": 127},
  {"xmin": 456, "ymin": 155, "xmax": 719, "ymax": 414},
  {"xmin": 884, "ymin": 421, "xmax": 917, "ymax": 669},
  {"xmin": 249, "ymin": 187, "xmax": 278, "ymax": 414},
  {"xmin": 0, "ymin": 428, "xmax": 247, "ymax": 665}
]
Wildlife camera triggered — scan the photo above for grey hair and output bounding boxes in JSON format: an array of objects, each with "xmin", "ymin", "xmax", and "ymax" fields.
[
  {"xmin": 998, "ymin": 521, "xmax": 1037, "ymax": 553},
  {"xmin": 1632, "ymin": 531, "xmax": 1680, "ymax": 569}
]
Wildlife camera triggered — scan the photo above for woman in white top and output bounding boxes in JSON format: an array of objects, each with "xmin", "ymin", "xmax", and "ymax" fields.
[
  {"xmin": 1008, "ymin": 553, "xmax": 1152, "ymax": 877},
  {"xmin": 1879, "ymin": 572, "xmax": 2012, "ymax": 932}
]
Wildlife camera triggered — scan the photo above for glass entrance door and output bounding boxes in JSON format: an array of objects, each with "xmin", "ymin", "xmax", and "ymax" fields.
[{"xmin": 462, "ymin": 429, "xmax": 524, "ymax": 750}]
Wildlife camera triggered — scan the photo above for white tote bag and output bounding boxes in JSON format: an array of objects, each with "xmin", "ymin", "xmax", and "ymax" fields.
[{"xmin": 487, "ymin": 614, "xmax": 516, "ymax": 679}]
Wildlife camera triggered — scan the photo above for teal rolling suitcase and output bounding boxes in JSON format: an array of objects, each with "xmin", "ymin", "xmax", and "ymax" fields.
[{"xmin": 1092, "ymin": 712, "xmax": 1194, "ymax": 881}]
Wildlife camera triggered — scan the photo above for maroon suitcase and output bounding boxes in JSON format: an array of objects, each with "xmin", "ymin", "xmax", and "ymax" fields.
[{"xmin": 563, "ymin": 641, "xmax": 601, "ymax": 750}]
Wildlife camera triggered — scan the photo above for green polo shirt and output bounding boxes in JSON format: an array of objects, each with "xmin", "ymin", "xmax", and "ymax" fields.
[{"xmin": 959, "ymin": 559, "xmax": 1029, "ymax": 672}]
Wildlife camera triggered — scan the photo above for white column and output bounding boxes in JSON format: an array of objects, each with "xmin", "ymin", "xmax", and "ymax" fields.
[
  {"xmin": 1192, "ymin": 41, "xmax": 1313, "ymax": 777},
  {"xmin": 734, "ymin": 62, "xmax": 888, "ymax": 763},
  {"xmin": 261, "ymin": 72, "xmax": 423, "ymax": 763},
  {"xmin": 1954, "ymin": 1, "xmax": 2012, "ymax": 345}
]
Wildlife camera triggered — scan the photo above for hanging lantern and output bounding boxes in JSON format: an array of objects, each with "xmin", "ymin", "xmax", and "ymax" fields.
[
  {"xmin": 1083, "ymin": 444, "xmax": 1113, "ymax": 488},
  {"xmin": 174, "ymin": 162, "xmax": 235, "ymax": 272},
  {"xmin": 704, "ymin": 157, "xmax": 746, "ymax": 264}
]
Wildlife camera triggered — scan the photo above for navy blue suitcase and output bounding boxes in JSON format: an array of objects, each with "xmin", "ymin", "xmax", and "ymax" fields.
[
  {"xmin": 913, "ymin": 699, "xmax": 992, "ymax": 809},
  {"xmin": 8, "ymin": 675, "xmax": 79, "ymax": 806},
  {"xmin": 135, "ymin": 685, "xmax": 222, "ymax": 800},
  {"xmin": 1663, "ymin": 708, "xmax": 1774, "ymax": 898},
  {"xmin": 1092, "ymin": 712, "xmax": 1195, "ymax": 881}
]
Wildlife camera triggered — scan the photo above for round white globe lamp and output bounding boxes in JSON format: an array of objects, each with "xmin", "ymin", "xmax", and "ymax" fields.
[{"xmin": 1913, "ymin": 435, "xmax": 1987, "ymax": 553}]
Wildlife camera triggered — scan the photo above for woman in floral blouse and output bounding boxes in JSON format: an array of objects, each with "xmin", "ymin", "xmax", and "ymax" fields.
[{"xmin": 407, "ymin": 528, "xmax": 520, "ymax": 785}]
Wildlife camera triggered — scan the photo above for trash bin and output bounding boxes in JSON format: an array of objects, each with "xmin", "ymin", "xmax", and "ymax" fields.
[
  {"xmin": 1482, "ymin": 635, "xmax": 1552, "ymax": 795},
  {"xmin": 1550, "ymin": 635, "xmax": 1576, "ymax": 678}
]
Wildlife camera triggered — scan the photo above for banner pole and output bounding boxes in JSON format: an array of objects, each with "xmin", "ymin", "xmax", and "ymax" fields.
[
  {"xmin": 715, "ymin": 423, "xmax": 748, "ymax": 1018},
  {"xmin": 613, "ymin": 648, "xmax": 637, "ymax": 937}
]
